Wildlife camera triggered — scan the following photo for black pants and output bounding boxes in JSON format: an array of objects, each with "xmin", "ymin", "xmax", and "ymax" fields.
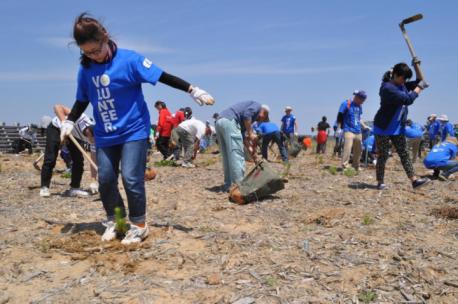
[
  {"xmin": 156, "ymin": 136, "xmax": 171, "ymax": 159},
  {"xmin": 375, "ymin": 135, "xmax": 415, "ymax": 183},
  {"xmin": 41, "ymin": 124, "xmax": 84, "ymax": 188}
]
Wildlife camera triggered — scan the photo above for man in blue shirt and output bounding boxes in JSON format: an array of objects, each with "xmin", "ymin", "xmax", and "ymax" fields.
[
  {"xmin": 426, "ymin": 114, "xmax": 440, "ymax": 149},
  {"xmin": 424, "ymin": 137, "xmax": 458, "ymax": 181},
  {"xmin": 405, "ymin": 119, "xmax": 424, "ymax": 163},
  {"xmin": 281, "ymin": 106, "xmax": 298, "ymax": 145},
  {"xmin": 254, "ymin": 121, "xmax": 288, "ymax": 163},
  {"xmin": 438, "ymin": 115, "xmax": 455, "ymax": 142},
  {"xmin": 337, "ymin": 90, "xmax": 369, "ymax": 170},
  {"xmin": 216, "ymin": 101, "xmax": 270, "ymax": 191}
]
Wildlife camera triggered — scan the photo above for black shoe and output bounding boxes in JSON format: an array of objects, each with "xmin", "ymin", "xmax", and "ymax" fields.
[{"xmin": 412, "ymin": 178, "xmax": 431, "ymax": 189}]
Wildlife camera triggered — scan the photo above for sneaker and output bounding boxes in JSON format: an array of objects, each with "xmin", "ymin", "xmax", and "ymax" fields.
[
  {"xmin": 67, "ymin": 188, "xmax": 90, "ymax": 197},
  {"xmin": 121, "ymin": 224, "xmax": 149, "ymax": 245},
  {"xmin": 412, "ymin": 177, "xmax": 431, "ymax": 189},
  {"xmin": 101, "ymin": 221, "xmax": 117, "ymax": 242},
  {"xmin": 89, "ymin": 182, "xmax": 99, "ymax": 194},
  {"xmin": 181, "ymin": 162, "xmax": 196, "ymax": 168},
  {"xmin": 377, "ymin": 183, "xmax": 387, "ymax": 190},
  {"xmin": 40, "ymin": 187, "xmax": 51, "ymax": 197}
]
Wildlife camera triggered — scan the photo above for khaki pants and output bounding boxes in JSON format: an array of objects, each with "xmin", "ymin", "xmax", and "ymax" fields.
[
  {"xmin": 407, "ymin": 137, "xmax": 421, "ymax": 163},
  {"xmin": 341, "ymin": 132, "xmax": 362, "ymax": 169}
]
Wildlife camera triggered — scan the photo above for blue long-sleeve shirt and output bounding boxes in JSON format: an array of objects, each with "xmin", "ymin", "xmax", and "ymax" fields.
[
  {"xmin": 373, "ymin": 80, "xmax": 419, "ymax": 136},
  {"xmin": 424, "ymin": 142, "xmax": 457, "ymax": 168}
]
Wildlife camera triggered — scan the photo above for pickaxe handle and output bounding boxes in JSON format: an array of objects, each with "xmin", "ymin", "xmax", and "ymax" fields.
[
  {"xmin": 400, "ymin": 25, "xmax": 425, "ymax": 80},
  {"xmin": 68, "ymin": 134, "xmax": 98, "ymax": 172}
]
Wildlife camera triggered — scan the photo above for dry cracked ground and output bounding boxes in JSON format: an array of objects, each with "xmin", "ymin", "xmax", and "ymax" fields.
[{"xmin": 0, "ymin": 146, "xmax": 457, "ymax": 304}]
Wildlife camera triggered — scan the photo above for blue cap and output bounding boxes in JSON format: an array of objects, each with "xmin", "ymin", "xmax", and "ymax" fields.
[{"xmin": 353, "ymin": 90, "xmax": 367, "ymax": 100}]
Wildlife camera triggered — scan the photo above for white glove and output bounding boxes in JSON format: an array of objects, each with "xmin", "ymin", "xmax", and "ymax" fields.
[
  {"xmin": 190, "ymin": 86, "xmax": 215, "ymax": 106},
  {"xmin": 60, "ymin": 120, "xmax": 75, "ymax": 142}
]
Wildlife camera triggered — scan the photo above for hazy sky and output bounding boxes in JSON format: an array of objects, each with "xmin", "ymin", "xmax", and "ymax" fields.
[{"xmin": 0, "ymin": 0, "xmax": 457, "ymax": 132}]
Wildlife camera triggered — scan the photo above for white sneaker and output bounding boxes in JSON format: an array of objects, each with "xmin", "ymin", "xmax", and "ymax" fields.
[
  {"xmin": 40, "ymin": 187, "xmax": 50, "ymax": 197},
  {"xmin": 89, "ymin": 182, "xmax": 99, "ymax": 194},
  {"xmin": 67, "ymin": 188, "xmax": 90, "ymax": 197},
  {"xmin": 181, "ymin": 162, "xmax": 195, "ymax": 168},
  {"xmin": 101, "ymin": 221, "xmax": 117, "ymax": 242},
  {"xmin": 121, "ymin": 224, "xmax": 149, "ymax": 245}
]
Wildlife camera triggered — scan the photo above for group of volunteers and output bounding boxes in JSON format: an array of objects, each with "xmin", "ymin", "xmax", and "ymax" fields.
[
  {"xmin": 33, "ymin": 13, "xmax": 456, "ymax": 246},
  {"xmin": 324, "ymin": 63, "xmax": 456, "ymax": 189}
]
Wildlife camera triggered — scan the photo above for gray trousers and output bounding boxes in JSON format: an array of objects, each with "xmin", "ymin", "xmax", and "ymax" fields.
[{"xmin": 171, "ymin": 127, "xmax": 195, "ymax": 163}]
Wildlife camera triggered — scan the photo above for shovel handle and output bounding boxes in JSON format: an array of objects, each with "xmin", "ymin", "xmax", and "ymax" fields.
[{"xmin": 68, "ymin": 134, "xmax": 98, "ymax": 172}]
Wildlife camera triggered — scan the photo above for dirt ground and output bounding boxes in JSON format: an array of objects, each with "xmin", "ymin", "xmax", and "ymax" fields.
[{"xmin": 0, "ymin": 145, "xmax": 457, "ymax": 304}]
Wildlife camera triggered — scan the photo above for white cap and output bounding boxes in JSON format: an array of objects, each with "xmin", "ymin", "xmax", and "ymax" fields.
[
  {"xmin": 430, "ymin": 113, "xmax": 437, "ymax": 118},
  {"xmin": 261, "ymin": 104, "xmax": 270, "ymax": 112},
  {"xmin": 438, "ymin": 114, "xmax": 449, "ymax": 122},
  {"xmin": 285, "ymin": 106, "xmax": 293, "ymax": 111}
]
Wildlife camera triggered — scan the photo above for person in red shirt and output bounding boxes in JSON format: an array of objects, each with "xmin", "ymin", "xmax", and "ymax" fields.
[{"xmin": 154, "ymin": 101, "xmax": 173, "ymax": 159}]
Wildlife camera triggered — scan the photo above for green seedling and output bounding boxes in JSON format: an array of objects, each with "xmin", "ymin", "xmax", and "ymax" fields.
[
  {"xmin": 316, "ymin": 155, "xmax": 324, "ymax": 165},
  {"xmin": 362, "ymin": 214, "xmax": 374, "ymax": 226},
  {"xmin": 61, "ymin": 171, "xmax": 71, "ymax": 178},
  {"xmin": 328, "ymin": 166, "xmax": 337, "ymax": 175},
  {"xmin": 343, "ymin": 167, "xmax": 357, "ymax": 177},
  {"xmin": 265, "ymin": 276, "xmax": 277, "ymax": 287},
  {"xmin": 358, "ymin": 290, "xmax": 377, "ymax": 303},
  {"xmin": 114, "ymin": 207, "xmax": 128, "ymax": 234}
]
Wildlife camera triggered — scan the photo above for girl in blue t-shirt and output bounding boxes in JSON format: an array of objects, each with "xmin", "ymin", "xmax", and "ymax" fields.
[
  {"xmin": 372, "ymin": 63, "xmax": 429, "ymax": 190},
  {"xmin": 60, "ymin": 13, "xmax": 215, "ymax": 245}
]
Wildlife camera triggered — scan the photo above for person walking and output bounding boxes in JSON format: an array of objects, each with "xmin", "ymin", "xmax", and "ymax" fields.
[
  {"xmin": 316, "ymin": 116, "xmax": 330, "ymax": 154},
  {"xmin": 373, "ymin": 63, "xmax": 430, "ymax": 190},
  {"xmin": 154, "ymin": 101, "xmax": 174, "ymax": 159},
  {"xmin": 337, "ymin": 90, "xmax": 369, "ymax": 170},
  {"xmin": 281, "ymin": 106, "xmax": 298, "ymax": 146}
]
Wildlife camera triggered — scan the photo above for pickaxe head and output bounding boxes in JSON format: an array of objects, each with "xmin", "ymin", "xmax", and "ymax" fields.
[{"xmin": 399, "ymin": 14, "xmax": 423, "ymax": 29}]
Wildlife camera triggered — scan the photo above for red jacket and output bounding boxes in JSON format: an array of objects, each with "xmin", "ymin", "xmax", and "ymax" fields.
[
  {"xmin": 170, "ymin": 110, "xmax": 185, "ymax": 128},
  {"xmin": 157, "ymin": 108, "xmax": 173, "ymax": 137}
]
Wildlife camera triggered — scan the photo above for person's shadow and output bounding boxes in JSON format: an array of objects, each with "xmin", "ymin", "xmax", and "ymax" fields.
[{"xmin": 348, "ymin": 182, "xmax": 379, "ymax": 190}]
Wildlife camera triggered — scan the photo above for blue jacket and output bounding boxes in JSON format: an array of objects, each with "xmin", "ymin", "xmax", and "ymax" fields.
[
  {"xmin": 424, "ymin": 142, "xmax": 457, "ymax": 168},
  {"xmin": 373, "ymin": 80, "xmax": 419, "ymax": 135}
]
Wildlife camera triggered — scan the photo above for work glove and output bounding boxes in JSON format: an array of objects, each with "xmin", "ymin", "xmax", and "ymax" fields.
[
  {"xmin": 60, "ymin": 120, "xmax": 74, "ymax": 142},
  {"xmin": 411, "ymin": 57, "xmax": 421, "ymax": 66},
  {"xmin": 190, "ymin": 86, "xmax": 215, "ymax": 106},
  {"xmin": 417, "ymin": 80, "xmax": 429, "ymax": 90}
]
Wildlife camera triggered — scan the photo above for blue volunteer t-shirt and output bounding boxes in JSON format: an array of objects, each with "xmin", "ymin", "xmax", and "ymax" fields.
[
  {"xmin": 424, "ymin": 142, "xmax": 457, "ymax": 168},
  {"xmin": 428, "ymin": 120, "xmax": 440, "ymax": 137},
  {"xmin": 339, "ymin": 100, "xmax": 363, "ymax": 134},
  {"xmin": 76, "ymin": 48, "xmax": 163, "ymax": 148},
  {"xmin": 440, "ymin": 122, "xmax": 456, "ymax": 142},
  {"xmin": 255, "ymin": 122, "xmax": 280, "ymax": 135},
  {"xmin": 405, "ymin": 122, "xmax": 424, "ymax": 139},
  {"xmin": 281, "ymin": 114, "xmax": 296, "ymax": 134}
]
